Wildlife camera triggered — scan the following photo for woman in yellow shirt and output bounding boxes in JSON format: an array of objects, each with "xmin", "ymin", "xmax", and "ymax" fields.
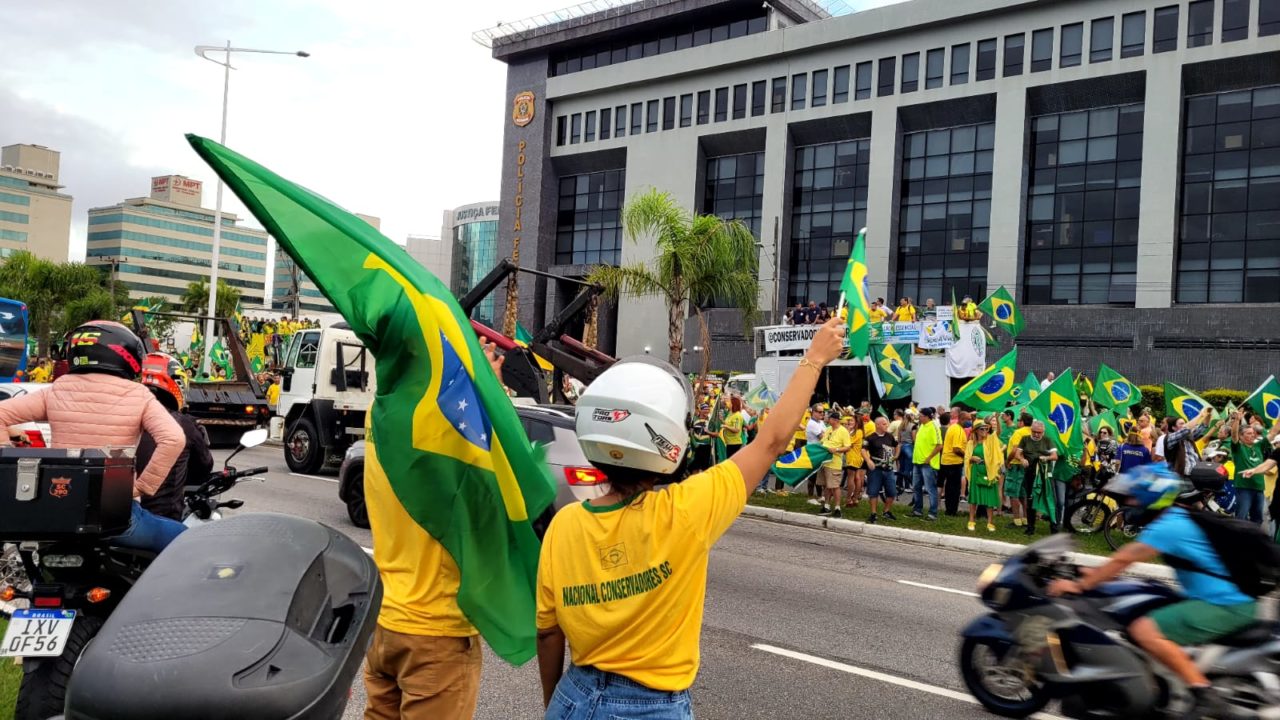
[
  {"xmin": 720, "ymin": 396, "xmax": 745, "ymax": 458},
  {"xmin": 536, "ymin": 319, "xmax": 847, "ymax": 718},
  {"xmin": 842, "ymin": 414, "xmax": 866, "ymax": 507}
]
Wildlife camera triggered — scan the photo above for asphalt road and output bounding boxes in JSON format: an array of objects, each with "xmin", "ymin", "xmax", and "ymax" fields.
[{"xmin": 219, "ymin": 444, "xmax": 1047, "ymax": 720}]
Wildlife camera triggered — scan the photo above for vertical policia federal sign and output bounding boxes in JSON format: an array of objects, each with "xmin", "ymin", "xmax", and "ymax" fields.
[{"xmin": 504, "ymin": 90, "xmax": 536, "ymax": 338}]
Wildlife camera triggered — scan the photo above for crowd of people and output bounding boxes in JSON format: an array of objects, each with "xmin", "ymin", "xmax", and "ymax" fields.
[{"xmin": 782, "ymin": 295, "xmax": 976, "ymax": 326}]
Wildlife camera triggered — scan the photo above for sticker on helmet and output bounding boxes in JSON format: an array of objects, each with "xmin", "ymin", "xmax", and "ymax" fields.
[
  {"xmin": 592, "ymin": 408, "xmax": 631, "ymax": 423},
  {"xmin": 645, "ymin": 423, "xmax": 681, "ymax": 462}
]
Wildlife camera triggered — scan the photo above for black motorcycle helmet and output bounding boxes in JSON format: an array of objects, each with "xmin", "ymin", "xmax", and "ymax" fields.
[{"xmin": 66, "ymin": 321, "xmax": 146, "ymax": 380}]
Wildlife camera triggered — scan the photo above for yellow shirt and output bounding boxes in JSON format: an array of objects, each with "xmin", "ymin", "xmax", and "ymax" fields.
[
  {"xmin": 869, "ymin": 307, "xmax": 888, "ymax": 323},
  {"xmin": 821, "ymin": 425, "xmax": 851, "ymax": 470},
  {"xmin": 265, "ymin": 383, "xmax": 280, "ymax": 408},
  {"xmin": 365, "ymin": 433, "xmax": 476, "ymax": 637},
  {"xmin": 892, "ymin": 306, "xmax": 918, "ymax": 322},
  {"xmin": 1007, "ymin": 426, "xmax": 1032, "ymax": 462},
  {"xmin": 720, "ymin": 412, "xmax": 744, "ymax": 446},
  {"xmin": 941, "ymin": 423, "xmax": 968, "ymax": 465},
  {"xmin": 845, "ymin": 426, "xmax": 865, "ymax": 468},
  {"xmin": 794, "ymin": 414, "xmax": 808, "ymax": 444},
  {"xmin": 864, "ymin": 420, "xmax": 876, "ymax": 437},
  {"xmin": 27, "ymin": 365, "xmax": 50, "ymax": 383},
  {"xmin": 535, "ymin": 462, "xmax": 747, "ymax": 692}
]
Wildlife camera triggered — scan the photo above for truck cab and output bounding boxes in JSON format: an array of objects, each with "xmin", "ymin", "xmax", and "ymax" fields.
[{"xmin": 279, "ymin": 323, "xmax": 375, "ymax": 473}]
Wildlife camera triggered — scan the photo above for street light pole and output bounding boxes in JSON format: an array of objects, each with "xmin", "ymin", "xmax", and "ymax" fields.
[{"xmin": 194, "ymin": 42, "xmax": 308, "ymax": 374}]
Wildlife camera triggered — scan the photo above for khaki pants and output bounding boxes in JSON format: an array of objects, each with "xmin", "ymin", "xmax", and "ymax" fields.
[{"xmin": 363, "ymin": 625, "xmax": 482, "ymax": 720}]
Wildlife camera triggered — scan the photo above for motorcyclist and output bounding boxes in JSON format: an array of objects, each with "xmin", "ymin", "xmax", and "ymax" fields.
[
  {"xmin": 0, "ymin": 321, "xmax": 187, "ymax": 552},
  {"xmin": 1048, "ymin": 465, "xmax": 1254, "ymax": 719},
  {"xmin": 137, "ymin": 352, "xmax": 213, "ymax": 521}
]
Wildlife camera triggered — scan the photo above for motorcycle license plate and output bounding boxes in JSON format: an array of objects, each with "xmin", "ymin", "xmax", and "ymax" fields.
[{"xmin": 1, "ymin": 609, "xmax": 76, "ymax": 657}]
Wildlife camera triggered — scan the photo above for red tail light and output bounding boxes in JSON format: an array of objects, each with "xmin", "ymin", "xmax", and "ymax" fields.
[
  {"xmin": 24, "ymin": 430, "xmax": 45, "ymax": 448},
  {"xmin": 33, "ymin": 596, "xmax": 62, "ymax": 608},
  {"xmin": 564, "ymin": 467, "xmax": 607, "ymax": 486}
]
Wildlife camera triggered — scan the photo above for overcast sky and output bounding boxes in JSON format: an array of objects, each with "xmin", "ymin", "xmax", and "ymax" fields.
[{"xmin": 0, "ymin": 0, "xmax": 899, "ymax": 261}]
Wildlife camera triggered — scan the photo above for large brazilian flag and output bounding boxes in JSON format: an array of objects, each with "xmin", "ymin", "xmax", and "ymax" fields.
[{"xmin": 188, "ymin": 135, "xmax": 555, "ymax": 664}]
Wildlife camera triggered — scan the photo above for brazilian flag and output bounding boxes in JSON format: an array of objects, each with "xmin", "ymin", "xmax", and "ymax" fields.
[
  {"xmin": 870, "ymin": 343, "xmax": 914, "ymax": 400},
  {"xmin": 977, "ymin": 286, "xmax": 1024, "ymax": 337},
  {"xmin": 838, "ymin": 228, "xmax": 873, "ymax": 359},
  {"xmin": 1092, "ymin": 363, "xmax": 1139, "ymax": 410},
  {"xmin": 951, "ymin": 347, "xmax": 1019, "ymax": 411},
  {"xmin": 1030, "ymin": 371, "xmax": 1085, "ymax": 459},
  {"xmin": 1088, "ymin": 409, "xmax": 1119, "ymax": 437},
  {"xmin": 1165, "ymin": 381, "xmax": 1214, "ymax": 423},
  {"xmin": 1243, "ymin": 375, "xmax": 1280, "ymax": 426},
  {"xmin": 773, "ymin": 443, "xmax": 833, "ymax": 486},
  {"xmin": 188, "ymin": 134, "xmax": 555, "ymax": 664}
]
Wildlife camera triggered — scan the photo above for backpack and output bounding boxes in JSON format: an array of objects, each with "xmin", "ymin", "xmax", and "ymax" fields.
[{"xmin": 1167, "ymin": 509, "xmax": 1280, "ymax": 598}]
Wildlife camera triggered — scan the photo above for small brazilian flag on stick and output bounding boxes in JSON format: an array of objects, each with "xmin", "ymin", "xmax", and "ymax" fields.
[
  {"xmin": 187, "ymin": 134, "xmax": 555, "ymax": 665},
  {"xmin": 1165, "ymin": 382, "xmax": 1214, "ymax": 423},
  {"xmin": 1092, "ymin": 363, "xmax": 1139, "ymax": 410},
  {"xmin": 977, "ymin": 286, "xmax": 1024, "ymax": 337},
  {"xmin": 773, "ymin": 443, "xmax": 833, "ymax": 486}
]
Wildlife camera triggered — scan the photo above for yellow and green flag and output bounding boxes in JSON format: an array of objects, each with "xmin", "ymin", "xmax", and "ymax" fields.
[
  {"xmin": 1243, "ymin": 375, "xmax": 1280, "ymax": 426},
  {"xmin": 188, "ymin": 134, "xmax": 555, "ymax": 665},
  {"xmin": 1164, "ymin": 381, "xmax": 1213, "ymax": 422},
  {"xmin": 838, "ymin": 228, "xmax": 872, "ymax": 359},
  {"xmin": 1030, "ymin": 371, "xmax": 1085, "ymax": 458},
  {"xmin": 951, "ymin": 347, "xmax": 1019, "ymax": 411},
  {"xmin": 870, "ymin": 343, "xmax": 914, "ymax": 400},
  {"xmin": 1092, "ymin": 363, "xmax": 1139, "ymax": 410},
  {"xmin": 977, "ymin": 286, "xmax": 1024, "ymax": 336},
  {"xmin": 514, "ymin": 322, "xmax": 554, "ymax": 372},
  {"xmin": 1088, "ymin": 409, "xmax": 1119, "ymax": 437},
  {"xmin": 773, "ymin": 443, "xmax": 833, "ymax": 486},
  {"xmin": 1009, "ymin": 372, "xmax": 1039, "ymax": 406}
]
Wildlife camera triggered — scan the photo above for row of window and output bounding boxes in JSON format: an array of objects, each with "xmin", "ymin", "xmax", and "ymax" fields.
[
  {"xmin": 87, "ymin": 230, "xmax": 268, "ymax": 262},
  {"xmin": 0, "ymin": 210, "xmax": 28, "ymax": 224},
  {"xmin": 88, "ymin": 212, "xmax": 267, "ymax": 248},
  {"xmin": 115, "ymin": 263, "xmax": 263, "ymax": 292},
  {"xmin": 555, "ymin": 170, "xmax": 626, "ymax": 266},
  {"xmin": 0, "ymin": 229, "xmax": 27, "ymax": 243},
  {"xmin": 134, "ymin": 202, "xmax": 237, "ymax": 229},
  {"xmin": 0, "ymin": 191, "xmax": 30, "ymax": 207},
  {"xmin": 0, "ymin": 176, "xmax": 32, "ymax": 191},
  {"xmin": 85, "ymin": 246, "xmax": 261, "ymax": 276},
  {"xmin": 551, "ymin": 11, "xmax": 767, "ymax": 77},
  {"xmin": 555, "ymin": 0, "xmax": 1280, "ymax": 149},
  {"xmin": 119, "ymin": 278, "xmax": 263, "ymax": 305}
]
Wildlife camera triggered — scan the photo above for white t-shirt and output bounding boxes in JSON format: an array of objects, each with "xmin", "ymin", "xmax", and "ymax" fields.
[
  {"xmin": 805, "ymin": 417, "xmax": 826, "ymax": 445},
  {"xmin": 1154, "ymin": 435, "xmax": 1167, "ymax": 461}
]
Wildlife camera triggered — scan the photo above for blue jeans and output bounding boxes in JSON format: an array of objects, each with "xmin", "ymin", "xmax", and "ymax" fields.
[
  {"xmin": 112, "ymin": 501, "xmax": 186, "ymax": 554},
  {"xmin": 912, "ymin": 464, "xmax": 938, "ymax": 515},
  {"xmin": 546, "ymin": 665, "xmax": 692, "ymax": 720},
  {"xmin": 1235, "ymin": 488, "xmax": 1265, "ymax": 524},
  {"xmin": 898, "ymin": 445, "xmax": 914, "ymax": 492}
]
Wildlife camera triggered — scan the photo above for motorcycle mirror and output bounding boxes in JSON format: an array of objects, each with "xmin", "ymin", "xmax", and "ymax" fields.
[{"xmin": 239, "ymin": 429, "xmax": 269, "ymax": 449}]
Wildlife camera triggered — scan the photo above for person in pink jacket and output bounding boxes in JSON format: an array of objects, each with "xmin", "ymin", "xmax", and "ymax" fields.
[{"xmin": 0, "ymin": 321, "xmax": 187, "ymax": 552}]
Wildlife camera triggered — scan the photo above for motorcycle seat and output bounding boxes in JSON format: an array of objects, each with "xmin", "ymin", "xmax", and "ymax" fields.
[{"xmin": 1207, "ymin": 622, "xmax": 1273, "ymax": 648}]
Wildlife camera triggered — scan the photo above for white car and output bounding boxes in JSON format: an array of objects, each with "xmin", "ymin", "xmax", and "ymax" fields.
[{"xmin": 0, "ymin": 382, "xmax": 52, "ymax": 446}]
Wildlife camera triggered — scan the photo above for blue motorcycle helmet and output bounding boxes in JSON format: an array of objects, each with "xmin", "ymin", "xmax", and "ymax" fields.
[{"xmin": 1103, "ymin": 464, "xmax": 1192, "ymax": 512}]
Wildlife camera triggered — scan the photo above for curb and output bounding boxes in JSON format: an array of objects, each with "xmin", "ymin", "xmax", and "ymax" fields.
[{"xmin": 742, "ymin": 505, "xmax": 1175, "ymax": 581}]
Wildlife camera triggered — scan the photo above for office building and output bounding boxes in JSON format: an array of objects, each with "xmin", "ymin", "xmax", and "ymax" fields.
[
  {"xmin": 443, "ymin": 202, "xmax": 500, "ymax": 327},
  {"xmin": 485, "ymin": 0, "xmax": 1280, "ymax": 387},
  {"xmin": 406, "ymin": 233, "xmax": 452, "ymax": 282},
  {"xmin": 87, "ymin": 175, "xmax": 269, "ymax": 305},
  {"xmin": 271, "ymin": 213, "xmax": 381, "ymax": 315},
  {"xmin": 0, "ymin": 144, "xmax": 73, "ymax": 261}
]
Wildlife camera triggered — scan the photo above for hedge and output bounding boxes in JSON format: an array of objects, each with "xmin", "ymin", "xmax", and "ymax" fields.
[{"xmin": 1134, "ymin": 384, "xmax": 1250, "ymax": 421}]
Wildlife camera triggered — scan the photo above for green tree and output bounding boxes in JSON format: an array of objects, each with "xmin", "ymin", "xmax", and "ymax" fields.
[
  {"xmin": 0, "ymin": 251, "xmax": 130, "ymax": 354},
  {"xmin": 586, "ymin": 189, "xmax": 759, "ymax": 366},
  {"xmin": 180, "ymin": 278, "xmax": 242, "ymax": 319}
]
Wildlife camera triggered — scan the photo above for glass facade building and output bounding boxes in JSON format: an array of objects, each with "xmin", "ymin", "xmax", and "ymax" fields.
[
  {"xmin": 446, "ymin": 205, "xmax": 502, "ymax": 327},
  {"xmin": 555, "ymin": 170, "xmax": 626, "ymax": 266},
  {"xmin": 789, "ymin": 139, "xmax": 871, "ymax": 306}
]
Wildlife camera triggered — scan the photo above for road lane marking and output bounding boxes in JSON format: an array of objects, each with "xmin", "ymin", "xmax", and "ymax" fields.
[
  {"xmin": 752, "ymin": 644, "xmax": 1064, "ymax": 719},
  {"xmin": 897, "ymin": 580, "xmax": 979, "ymax": 598},
  {"xmin": 288, "ymin": 472, "xmax": 339, "ymax": 483}
]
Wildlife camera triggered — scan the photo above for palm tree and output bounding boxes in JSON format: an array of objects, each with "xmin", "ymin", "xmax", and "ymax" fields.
[
  {"xmin": 586, "ymin": 189, "xmax": 758, "ymax": 366},
  {"xmin": 181, "ymin": 278, "xmax": 242, "ymax": 318}
]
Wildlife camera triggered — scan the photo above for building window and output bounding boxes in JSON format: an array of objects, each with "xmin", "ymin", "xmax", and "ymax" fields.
[
  {"xmin": 897, "ymin": 122, "xmax": 996, "ymax": 305},
  {"xmin": 615, "ymin": 105, "xmax": 627, "ymax": 137},
  {"xmin": 697, "ymin": 91, "xmax": 711, "ymax": 124},
  {"xmin": 1264, "ymin": 0, "xmax": 1280, "ymax": 35},
  {"xmin": 878, "ymin": 57, "xmax": 896, "ymax": 97},
  {"xmin": 704, "ymin": 152, "xmax": 765, "ymax": 306},
  {"xmin": 1223, "ymin": 0, "xmax": 1250, "ymax": 41},
  {"xmin": 584, "ymin": 111, "xmax": 597, "ymax": 142},
  {"xmin": 1004, "ymin": 33, "xmax": 1025, "ymax": 76},
  {"xmin": 792, "ymin": 73, "xmax": 807, "ymax": 110},
  {"xmin": 1025, "ymin": 104, "xmax": 1144, "ymax": 305},
  {"xmin": 1154, "ymin": 5, "xmax": 1179, "ymax": 53},
  {"xmin": 555, "ymin": 169, "xmax": 626, "ymax": 266},
  {"xmin": 1122, "ymin": 11, "xmax": 1147, "ymax": 56},
  {"xmin": 646, "ymin": 99, "xmax": 659, "ymax": 132},
  {"xmin": 728, "ymin": 84, "xmax": 744, "ymax": 120},
  {"xmin": 812, "ymin": 70, "xmax": 828, "ymax": 107},
  {"xmin": 630, "ymin": 103, "xmax": 642, "ymax": 135},
  {"xmin": 679, "ymin": 94, "xmax": 693, "ymax": 127},
  {"xmin": 975, "ymin": 40, "xmax": 995, "ymax": 81},
  {"xmin": 855, "ymin": 61, "xmax": 873, "ymax": 99},
  {"xmin": 901, "ymin": 53, "xmax": 920, "ymax": 92},
  {"xmin": 925, "ymin": 48, "xmax": 944, "ymax": 88},
  {"xmin": 0, "ymin": 210, "xmax": 30, "ymax": 224},
  {"xmin": 660, "ymin": 97, "xmax": 673, "ymax": 130},
  {"xmin": 1178, "ymin": 87, "xmax": 1280, "ymax": 303},
  {"xmin": 1090, "ymin": 17, "xmax": 1114, "ymax": 62},
  {"xmin": 1031, "ymin": 28, "xmax": 1053, "ymax": 72},
  {"xmin": 600, "ymin": 108, "xmax": 612, "ymax": 139},
  {"xmin": 771, "ymin": 77, "xmax": 786, "ymax": 113},
  {"xmin": 549, "ymin": 10, "xmax": 769, "ymax": 76},
  {"xmin": 1188, "ymin": 0, "xmax": 1215, "ymax": 47},
  {"xmin": 715, "ymin": 88, "xmax": 729, "ymax": 122},
  {"xmin": 833, "ymin": 65, "xmax": 850, "ymax": 103},
  {"xmin": 789, "ymin": 139, "xmax": 871, "ymax": 307},
  {"xmin": 950, "ymin": 43, "xmax": 970, "ymax": 85},
  {"xmin": 751, "ymin": 80, "xmax": 766, "ymax": 116},
  {"xmin": 570, "ymin": 113, "xmax": 582, "ymax": 144},
  {"xmin": 1060, "ymin": 22, "xmax": 1083, "ymax": 66},
  {"xmin": 556, "ymin": 116, "xmax": 567, "ymax": 146}
]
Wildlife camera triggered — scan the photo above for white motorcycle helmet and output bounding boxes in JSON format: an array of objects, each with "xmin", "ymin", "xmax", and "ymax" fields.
[{"xmin": 576, "ymin": 356, "xmax": 694, "ymax": 477}]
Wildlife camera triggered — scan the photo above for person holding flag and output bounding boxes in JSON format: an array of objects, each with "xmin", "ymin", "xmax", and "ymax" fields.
[{"xmin": 536, "ymin": 318, "xmax": 847, "ymax": 717}]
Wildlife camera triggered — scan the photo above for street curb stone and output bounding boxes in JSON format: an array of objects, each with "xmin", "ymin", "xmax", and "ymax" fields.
[{"xmin": 742, "ymin": 505, "xmax": 1174, "ymax": 580}]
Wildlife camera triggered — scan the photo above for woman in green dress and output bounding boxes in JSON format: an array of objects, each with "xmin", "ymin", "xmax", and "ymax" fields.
[{"xmin": 965, "ymin": 422, "xmax": 1005, "ymax": 532}]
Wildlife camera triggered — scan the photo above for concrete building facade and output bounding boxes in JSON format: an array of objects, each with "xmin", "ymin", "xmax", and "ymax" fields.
[
  {"xmin": 87, "ymin": 175, "xmax": 269, "ymax": 306},
  {"xmin": 443, "ymin": 202, "xmax": 501, "ymax": 327},
  {"xmin": 0, "ymin": 144, "xmax": 73, "ymax": 262},
  {"xmin": 405, "ymin": 233, "xmax": 452, "ymax": 282},
  {"xmin": 489, "ymin": 0, "xmax": 1280, "ymax": 388}
]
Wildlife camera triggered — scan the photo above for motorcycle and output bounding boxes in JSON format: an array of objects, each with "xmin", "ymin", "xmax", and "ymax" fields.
[
  {"xmin": 959, "ymin": 534, "xmax": 1280, "ymax": 719},
  {"xmin": 0, "ymin": 429, "xmax": 268, "ymax": 720},
  {"xmin": 1102, "ymin": 456, "xmax": 1233, "ymax": 550}
]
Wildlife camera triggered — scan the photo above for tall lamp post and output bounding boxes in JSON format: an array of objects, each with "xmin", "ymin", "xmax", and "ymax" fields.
[{"xmin": 194, "ymin": 42, "xmax": 308, "ymax": 372}]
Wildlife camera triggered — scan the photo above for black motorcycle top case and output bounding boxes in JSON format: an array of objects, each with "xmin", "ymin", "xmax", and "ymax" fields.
[
  {"xmin": 64, "ymin": 513, "xmax": 383, "ymax": 720},
  {"xmin": 0, "ymin": 447, "xmax": 134, "ymax": 540}
]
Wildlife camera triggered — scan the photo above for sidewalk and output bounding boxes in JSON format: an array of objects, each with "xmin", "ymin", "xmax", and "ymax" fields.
[{"xmin": 742, "ymin": 504, "xmax": 1174, "ymax": 581}]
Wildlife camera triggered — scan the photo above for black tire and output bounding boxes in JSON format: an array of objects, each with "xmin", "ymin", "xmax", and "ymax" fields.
[
  {"xmin": 14, "ymin": 614, "xmax": 104, "ymax": 720},
  {"xmin": 345, "ymin": 468, "xmax": 370, "ymax": 529},
  {"xmin": 959, "ymin": 636, "xmax": 1051, "ymax": 718},
  {"xmin": 1065, "ymin": 498, "xmax": 1109, "ymax": 535},
  {"xmin": 1103, "ymin": 508, "xmax": 1140, "ymax": 550},
  {"xmin": 285, "ymin": 416, "xmax": 323, "ymax": 474}
]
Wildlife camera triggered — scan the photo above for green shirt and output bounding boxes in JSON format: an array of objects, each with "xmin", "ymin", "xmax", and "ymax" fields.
[
  {"xmin": 912, "ymin": 420, "xmax": 941, "ymax": 469},
  {"xmin": 999, "ymin": 423, "xmax": 1015, "ymax": 446},
  {"xmin": 1229, "ymin": 438, "xmax": 1268, "ymax": 491},
  {"xmin": 1018, "ymin": 434, "xmax": 1056, "ymax": 467}
]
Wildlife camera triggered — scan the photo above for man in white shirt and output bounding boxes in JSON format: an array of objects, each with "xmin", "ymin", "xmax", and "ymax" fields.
[
  {"xmin": 1040, "ymin": 371, "xmax": 1056, "ymax": 390},
  {"xmin": 804, "ymin": 403, "xmax": 827, "ymax": 497}
]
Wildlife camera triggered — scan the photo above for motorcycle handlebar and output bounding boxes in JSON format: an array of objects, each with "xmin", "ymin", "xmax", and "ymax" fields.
[{"xmin": 241, "ymin": 466, "xmax": 270, "ymax": 477}]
